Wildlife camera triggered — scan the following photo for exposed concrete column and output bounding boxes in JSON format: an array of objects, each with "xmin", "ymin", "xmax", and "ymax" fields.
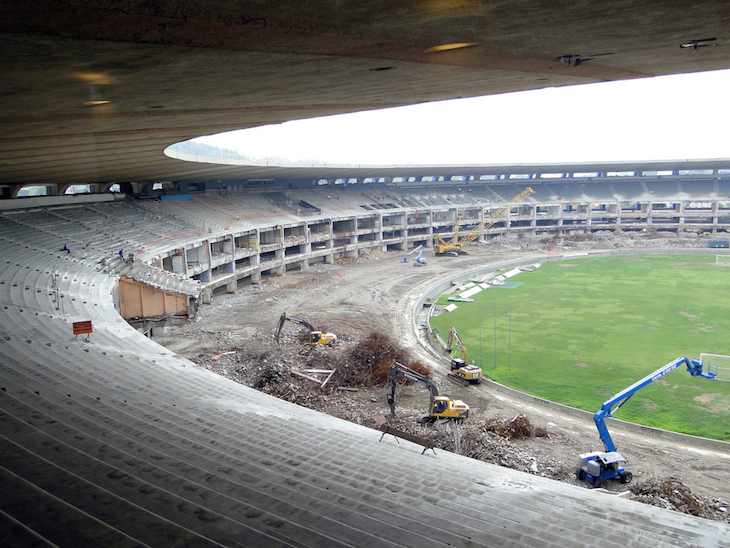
[
  {"xmin": 223, "ymin": 235, "xmax": 234, "ymax": 257},
  {"xmin": 426, "ymin": 210, "xmax": 433, "ymax": 247},
  {"xmin": 647, "ymin": 202, "xmax": 653, "ymax": 225},
  {"xmin": 325, "ymin": 254, "xmax": 335, "ymax": 264},
  {"xmin": 300, "ymin": 259, "xmax": 310, "ymax": 271},
  {"xmin": 713, "ymin": 201, "xmax": 719, "ymax": 226},
  {"xmin": 205, "ymin": 240, "xmax": 213, "ymax": 280},
  {"xmin": 351, "ymin": 217, "xmax": 358, "ymax": 245},
  {"xmin": 304, "ymin": 225, "xmax": 312, "ymax": 254},
  {"xmin": 478, "ymin": 207, "xmax": 485, "ymax": 242},
  {"xmin": 376, "ymin": 213, "xmax": 383, "ymax": 241},
  {"xmin": 172, "ymin": 249, "xmax": 186, "ymax": 274},
  {"xmin": 679, "ymin": 201, "xmax": 686, "ymax": 225},
  {"xmin": 226, "ymin": 279, "xmax": 236, "ymax": 293}
]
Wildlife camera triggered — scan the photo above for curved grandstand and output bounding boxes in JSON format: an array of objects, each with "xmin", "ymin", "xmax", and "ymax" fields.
[
  {"xmin": 3, "ymin": 3, "xmax": 730, "ymax": 545},
  {"xmin": 2, "ymin": 170, "xmax": 730, "ymax": 545}
]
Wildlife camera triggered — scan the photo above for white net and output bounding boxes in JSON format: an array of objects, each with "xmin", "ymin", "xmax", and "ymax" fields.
[
  {"xmin": 715, "ymin": 255, "xmax": 730, "ymax": 267},
  {"xmin": 700, "ymin": 353, "xmax": 730, "ymax": 381}
]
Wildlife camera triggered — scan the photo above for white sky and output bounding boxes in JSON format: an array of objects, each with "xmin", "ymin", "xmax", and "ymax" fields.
[{"xmin": 194, "ymin": 69, "xmax": 730, "ymax": 168}]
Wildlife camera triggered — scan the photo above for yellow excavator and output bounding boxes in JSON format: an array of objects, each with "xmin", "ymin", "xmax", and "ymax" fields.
[
  {"xmin": 387, "ymin": 361, "xmax": 469, "ymax": 424},
  {"xmin": 433, "ymin": 186, "xmax": 535, "ymax": 256},
  {"xmin": 275, "ymin": 312, "xmax": 337, "ymax": 347},
  {"xmin": 445, "ymin": 327, "xmax": 482, "ymax": 384}
]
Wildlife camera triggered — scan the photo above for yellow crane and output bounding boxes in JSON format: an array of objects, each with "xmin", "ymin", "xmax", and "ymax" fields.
[
  {"xmin": 433, "ymin": 186, "xmax": 535, "ymax": 256},
  {"xmin": 445, "ymin": 327, "xmax": 482, "ymax": 384}
]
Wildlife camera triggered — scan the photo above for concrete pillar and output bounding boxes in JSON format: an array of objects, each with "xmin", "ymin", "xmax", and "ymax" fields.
[
  {"xmin": 301, "ymin": 260, "xmax": 310, "ymax": 271},
  {"xmin": 251, "ymin": 270, "xmax": 262, "ymax": 283},
  {"xmin": 226, "ymin": 280, "xmax": 236, "ymax": 293},
  {"xmin": 204, "ymin": 240, "xmax": 213, "ymax": 280},
  {"xmin": 172, "ymin": 250, "xmax": 186, "ymax": 274},
  {"xmin": 325, "ymin": 254, "xmax": 335, "ymax": 264},
  {"xmin": 223, "ymin": 235, "xmax": 234, "ymax": 256}
]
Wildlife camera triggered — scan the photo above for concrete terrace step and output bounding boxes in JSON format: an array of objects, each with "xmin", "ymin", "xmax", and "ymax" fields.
[{"xmin": 0, "ymin": 199, "xmax": 728, "ymax": 547}]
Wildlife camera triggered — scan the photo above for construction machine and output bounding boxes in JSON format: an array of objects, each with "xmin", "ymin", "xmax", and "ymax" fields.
[
  {"xmin": 445, "ymin": 327, "xmax": 482, "ymax": 384},
  {"xmin": 275, "ymin": 312, "xmax": 337, "ymax": 347},
  {"xmin": 577, "ymin": 356, "xmax": 716, "ymax": 488},
  {"xmin": 433, "ymin": 187, "xmax": 535, "ymax": 256},
  {"xmin": 387, "ymin": 361, "xmax": 469, "ymax": 424},
  {"xmin": 401, "ymin": 245, "xmax": 426, "ymax": 266},
  {"xmin": 481, "ymin": 186, "xmax": 535, "ymax": 234},
  {"xmin": 433, "ymin": 235, "xmax": 466, "ymax": 256}
]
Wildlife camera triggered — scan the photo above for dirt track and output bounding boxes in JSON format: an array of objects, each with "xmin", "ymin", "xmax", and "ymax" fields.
[{"xmin": 158, "ymin": 243, "xmax": 730, "ymax": 503}]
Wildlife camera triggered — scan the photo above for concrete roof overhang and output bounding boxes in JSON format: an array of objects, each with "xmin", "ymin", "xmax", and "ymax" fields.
[{"xmin": 1, "ymin": 1, "xmax": 730, "ymax": 185}]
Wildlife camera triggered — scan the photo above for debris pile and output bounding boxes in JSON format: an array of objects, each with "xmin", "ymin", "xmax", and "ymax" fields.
[
  {"xmin": 336, "ymin": 331, "xmax": 431, "ymax": 386},
  {"xmin": 380, "ymin": 411, "xmax": 571, "ymax": 480},
  {"xmin": 629, "ymin": 477, "xmax": 729, "ymax": 522},
  {"xmin": 482, "ymin": 414, "xmax": 546, "ymax": 440}
]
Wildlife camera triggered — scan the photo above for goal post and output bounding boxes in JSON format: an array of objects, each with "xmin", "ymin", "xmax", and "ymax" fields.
[
  {"xmin": 715, "ymin": 255, "xmax": 730, "ymax": 267},
  {"xmin": 700, "ymin": 353, "xmax": 730, "ymax": 381}
]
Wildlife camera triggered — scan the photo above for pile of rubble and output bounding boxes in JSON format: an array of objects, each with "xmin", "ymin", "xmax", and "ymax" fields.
[
  {"xmin": 482, "ymin": 414, "xmax": 549, "ymax": 440},
  {"xmin": 380, "ymin": 411, "xmax": 572, "ymax": 480},
  {"xmin": 185, "ymin": 331, "xmax": 729, "ymax": 524},
  {"xmin": 629, "ymin": 477, "xmax": 729, "ymax": 522}
]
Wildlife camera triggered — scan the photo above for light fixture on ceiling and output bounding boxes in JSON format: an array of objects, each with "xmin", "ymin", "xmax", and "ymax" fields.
[
  {"xmin": 425, "ymin": 42, "xmax": 477, "ymax": 53},
  {"xmin": 72, "ymin": 71, "xmax": 113, "ymax": 85},
  {"xmin": 680, "ymin": 37, "xmax": 717, "ymax": 49},
  {"xmin": 84, "ymin": 99, "xmax": 112, "ymax": 107}
]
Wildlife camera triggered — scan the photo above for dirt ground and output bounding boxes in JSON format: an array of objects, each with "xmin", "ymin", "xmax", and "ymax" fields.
[{"xmin": 155, "ymin": 233, "xmax": 730, "ymax": 522}]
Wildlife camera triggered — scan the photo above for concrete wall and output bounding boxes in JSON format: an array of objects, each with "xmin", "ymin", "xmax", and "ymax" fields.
[{"xmin": 119, "ymin": 277, "xmax": 189, "ymax": 319}]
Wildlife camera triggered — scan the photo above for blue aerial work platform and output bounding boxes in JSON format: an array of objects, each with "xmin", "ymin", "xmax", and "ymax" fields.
[{"xmin": 577, "ymin": 356, "xmax": 716, "ymax": 487}]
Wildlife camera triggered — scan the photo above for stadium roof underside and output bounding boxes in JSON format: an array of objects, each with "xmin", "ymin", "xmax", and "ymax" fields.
[{"xmin": 2, "ymin": 1, "xmax": 730, "ymax": 186}]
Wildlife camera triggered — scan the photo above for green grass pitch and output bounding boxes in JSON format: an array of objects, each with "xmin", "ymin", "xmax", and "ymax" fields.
[{"xmin": 430, "ymin": 253, "xmax": 730, "ymax": 441}]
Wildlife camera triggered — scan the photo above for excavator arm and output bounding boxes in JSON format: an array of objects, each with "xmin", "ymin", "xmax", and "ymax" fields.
[
  {"xmin": 387, "ymin": 361, "xmax": 438, "ymax": 417},
  {"xmin": 446, "ymin": 327, "xmax": 468, "ymax": 362},
  {"xmin": 275, "ymin": 312, "xmax": 316, "ymax": 344}
]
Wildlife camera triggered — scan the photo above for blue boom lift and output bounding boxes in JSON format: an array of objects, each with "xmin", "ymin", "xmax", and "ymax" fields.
[{"xmin": 577, "ymin": 356, "xmax": 716, "ymax": 487}]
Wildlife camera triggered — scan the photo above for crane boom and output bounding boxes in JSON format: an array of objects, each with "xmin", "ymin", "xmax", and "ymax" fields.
[
  {"xmin": 594, "ymin": 356, "xmax": 715, "ymax": 453},
  {"xmin": 482, "ymin": 187, "xmax": 535, "ymax": 233}
]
